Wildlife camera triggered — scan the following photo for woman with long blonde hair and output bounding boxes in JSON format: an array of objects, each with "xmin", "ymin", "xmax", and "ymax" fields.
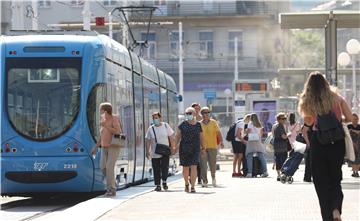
[
  {"xmin": 298, "ymin": 71, "xmax": 352, "ymax": 221},
  {"xmin": 244, "ymin": 113, "xmax": 268, "ymax": 178}
]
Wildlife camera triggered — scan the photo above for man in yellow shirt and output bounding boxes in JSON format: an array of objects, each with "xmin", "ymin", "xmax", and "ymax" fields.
[{"xmin": 200, "ymin": 107, "xmax": 224, "ymax": 187}]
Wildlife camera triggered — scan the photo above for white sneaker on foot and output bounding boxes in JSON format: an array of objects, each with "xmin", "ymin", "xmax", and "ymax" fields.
[{"xmin": 212, "ymin": 178, "xmax": 217, "ymax": 187}]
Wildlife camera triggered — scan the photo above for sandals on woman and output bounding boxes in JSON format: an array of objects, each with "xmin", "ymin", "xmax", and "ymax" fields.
[{"xmin": 185, "ymin": 184, "xmax": 189, "ymax": 193}]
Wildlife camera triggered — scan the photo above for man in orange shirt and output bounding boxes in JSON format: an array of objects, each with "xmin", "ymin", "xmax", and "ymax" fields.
[{"xmin": 200, "ymin": 107, "xmax": 224, "ymax": 187}]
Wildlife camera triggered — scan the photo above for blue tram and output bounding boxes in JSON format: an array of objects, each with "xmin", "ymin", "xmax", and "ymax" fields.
[{"xmin": 0, "ymin": 33, "xmax": 179, "ymax": 196}]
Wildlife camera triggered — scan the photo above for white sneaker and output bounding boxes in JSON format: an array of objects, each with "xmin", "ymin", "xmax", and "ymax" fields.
[
  {"xmin": 261, "ymin": 172, "xmax": 269, "ymax": 178},
  {"xmin": 212, "ymin": 178, "xmax": 217, "ymax": 187}
]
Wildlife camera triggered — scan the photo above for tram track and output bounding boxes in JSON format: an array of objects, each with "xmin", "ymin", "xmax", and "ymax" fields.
[{"xmin": 0, "ymin": 193, "xmax": 101, "ymax": 221}]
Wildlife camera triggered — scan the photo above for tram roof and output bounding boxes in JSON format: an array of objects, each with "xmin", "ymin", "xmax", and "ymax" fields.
[
  {"xmin": 278, "ymin": 68, "xmax": 360, "ymax": 76},
  {"xmin": 280, "ymin": 11, "xmax": 360, "ymax": 29}
]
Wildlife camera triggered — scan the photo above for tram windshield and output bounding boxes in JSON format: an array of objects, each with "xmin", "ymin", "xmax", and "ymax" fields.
[{"xmin": 6, "ymin": 57, "xmax": 81, "ymax": 140}]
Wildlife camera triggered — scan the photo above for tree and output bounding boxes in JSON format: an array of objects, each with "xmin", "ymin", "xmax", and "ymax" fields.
[{"xmin": 290, "ymin": 30, "xmax": 325, "ymax": 68}]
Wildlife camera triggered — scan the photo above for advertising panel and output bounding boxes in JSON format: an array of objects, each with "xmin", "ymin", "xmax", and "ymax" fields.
[{"xmin": 252, "ymin": 100, "xmax": 277, "ymax": 135}]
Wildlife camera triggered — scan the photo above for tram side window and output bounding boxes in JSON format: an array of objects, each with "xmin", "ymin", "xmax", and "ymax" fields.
[
  {"xmin": 87, "ymin": 83, "xmax": 107, "ymax": 143},
  {"xmin": 160, "ymin": 87, "xmax": 168, "ymax": 122},
  {"xmin": 143, "ymin": 79, "xmax": 160, "ymax": 129},
  {"xmin": 167, "ymin": 91, "xmax": 178, "ymax": 129},
  {"xmin": 87, "ymin": 81, "xmax": 122, "ymax": 141}
]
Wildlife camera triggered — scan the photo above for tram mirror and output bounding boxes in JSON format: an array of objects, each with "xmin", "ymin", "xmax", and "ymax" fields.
[
  {"xmin": 176, "ymin": 94, "xmax": 183, "ymax": 102},
  {"xmin": 28, "ymin": 69, "xmax": 60, "ymax": 83}
]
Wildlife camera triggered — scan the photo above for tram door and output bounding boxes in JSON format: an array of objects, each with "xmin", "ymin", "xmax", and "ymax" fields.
[{"xmin": 133, "ymin": 74, "xmax": 145, "ymax": 182}]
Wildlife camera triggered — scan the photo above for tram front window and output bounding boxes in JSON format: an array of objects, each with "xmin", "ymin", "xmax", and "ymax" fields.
[{"xmin": 6, "ymin": 58, "xmax": 81, "ymax": 140}]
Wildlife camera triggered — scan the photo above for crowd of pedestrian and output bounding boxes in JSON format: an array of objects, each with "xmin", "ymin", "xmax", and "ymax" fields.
[{"xmin": 91, "ymin": 71, "xmax": 360, "ymax": 221}]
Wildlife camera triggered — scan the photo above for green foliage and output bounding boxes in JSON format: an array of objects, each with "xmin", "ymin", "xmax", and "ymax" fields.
[{"xmin": 290, "ymin": 30, "xmax": 325, "ymax": 68}]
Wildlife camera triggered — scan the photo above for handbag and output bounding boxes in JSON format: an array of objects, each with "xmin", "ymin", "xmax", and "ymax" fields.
[
  {"xmin": 111, "ymin": 134, "xmax": 126, "ymax": 148},
  {"xmin": 111, "ymin": 117, "xmax": 126, "ymax": 148},
  {"xmin": 152, "ymin": 126, "xmax": 171, "ymax": 156},
  {"xmin": 343, "ymin": 123, "xmax": 355, "ymax": 161}
]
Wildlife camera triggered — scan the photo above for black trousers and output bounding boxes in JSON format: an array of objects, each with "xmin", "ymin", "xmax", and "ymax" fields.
[
  {"xmin": 152, "ymin": 155, "xmax": 169, "ymax": 186},
  {"xmin": 310, "ymin": 132, "xmax": 345, "ymax": 221},
  {"xmin": 303, "ymin": 148, "xmax": 312, "ymax": 181}
]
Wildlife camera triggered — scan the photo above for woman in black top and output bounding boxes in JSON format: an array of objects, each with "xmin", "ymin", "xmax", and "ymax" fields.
[
  {"xmin": 348, "ymin": 113, "xmax": 360, "ymax": 177},
  {"xmin": 175, "ymin": 107, "xmax": 204, "ymax": 193}
]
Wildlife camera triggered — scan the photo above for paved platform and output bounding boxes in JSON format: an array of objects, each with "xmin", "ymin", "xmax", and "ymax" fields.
[
  {"xmin": 32, "ymin": 160, "xmax": 359, "ymax": 221},
  {"xmin": 97, "ymin": 161, "xmax": 359, "ymax": 221}
]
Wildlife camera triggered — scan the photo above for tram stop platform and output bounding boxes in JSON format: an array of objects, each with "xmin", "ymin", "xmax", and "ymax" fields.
[{"xmin": 38, "ymin": 159, "xmax": 359, "ymax": 221}]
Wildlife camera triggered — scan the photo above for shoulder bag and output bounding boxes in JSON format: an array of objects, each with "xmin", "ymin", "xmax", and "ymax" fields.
[
  {"xmin": 152, "ymin": 125, "xmax": 171, "ymax": 156},
  {"xmin": 343, "ymin": 123, "xmax": 355, "ymax": 161}
]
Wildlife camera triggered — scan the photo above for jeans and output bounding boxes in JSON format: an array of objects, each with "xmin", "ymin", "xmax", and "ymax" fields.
[{"xmin": 246, "ymin": 152, "xmax": 267, "ymax": 174}]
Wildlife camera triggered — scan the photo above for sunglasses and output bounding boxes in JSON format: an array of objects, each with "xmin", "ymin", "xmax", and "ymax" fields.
[
  {"xmin": 202, "ymin": 112, "xmax": 210, "ymax": 114},
  {"xmin": 185, "ymin": 112, "xmax": 193, "ymax": 115},
  {"xmin": 280, "ymin": 118, "xmax": 287, "ymax": 120}
]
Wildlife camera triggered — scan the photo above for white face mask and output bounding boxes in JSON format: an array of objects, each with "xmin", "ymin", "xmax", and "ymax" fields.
[
  {"xmin": 186, "ymin": 115, "xmax": 194, "ymax": 121},
  {"xmin": 153, "ymin": 118, "xmax": 160, "ymax": 126}
]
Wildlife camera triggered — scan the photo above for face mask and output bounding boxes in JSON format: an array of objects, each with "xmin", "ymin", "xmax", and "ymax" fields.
[
  {"xmin": 153, "ymin": 119, "xmax": 160, "ymax": 126},
  {"xmin": 186, "ymin": 115, "xmax": 194, "ymax": 121}
]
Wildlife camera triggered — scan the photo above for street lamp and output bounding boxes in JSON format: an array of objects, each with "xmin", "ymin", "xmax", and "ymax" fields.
[
  {"xmin": 338, "ymin": 39, "xmax": 360, "ymax": 113},
  {"xmin": 224, "ymin": 89, "xmax": 232, "ymax": 117}
]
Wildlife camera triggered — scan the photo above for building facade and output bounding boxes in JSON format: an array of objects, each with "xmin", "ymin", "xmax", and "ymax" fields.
[{"xmin": 1, "ymin": 0, "xmax": 291, "ymax": 120}]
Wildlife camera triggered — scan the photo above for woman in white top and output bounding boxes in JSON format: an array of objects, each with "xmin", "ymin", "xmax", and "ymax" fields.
[
  {"xmin": 145, "ymin": 112, "xmax": 175, "ymax": 191},
  {"xmin": 245, "ymin": 113, "xmax": 268, "ymax": 178}
]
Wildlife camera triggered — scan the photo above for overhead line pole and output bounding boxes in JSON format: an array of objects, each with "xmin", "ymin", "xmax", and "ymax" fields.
[{"xmin": 179, "ymin": 22, "xmax": 184, "ymax": 114}]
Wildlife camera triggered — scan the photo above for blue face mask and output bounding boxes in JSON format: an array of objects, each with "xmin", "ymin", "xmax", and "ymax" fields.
[
  {"xmin": 186, "ymin": 115, "xmax": 194, "ymax": 121},
  {"xmin": 153, "ymin": 119, "xmax": 160, "ymax": 126}
]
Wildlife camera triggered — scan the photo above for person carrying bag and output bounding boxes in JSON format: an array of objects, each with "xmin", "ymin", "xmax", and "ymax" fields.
[
  {"xmin": 145, "ymin": 112, "xmax": 175, "ymax": 191},
  {"xmin": 111, "ymin": 117, "xmax": 126, "ymax": 148},
  {"xmin": 91, "ymin": 102, "xmax": 123, "ymax": 197}
]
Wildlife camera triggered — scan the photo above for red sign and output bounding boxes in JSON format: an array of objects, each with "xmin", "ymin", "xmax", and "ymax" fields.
[{"xmin": 95, "ymin": 17, "xmax": 105, "ymax": 26}]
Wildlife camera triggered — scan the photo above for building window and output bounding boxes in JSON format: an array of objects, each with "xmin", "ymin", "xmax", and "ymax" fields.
[
  {"xmin": 38, "ymin": 0, "xmax": 51, "ymax": 8},
  {"xmin": 228, "ymin": 31, "xmax": 243, "ymax": 59},
  {"xmin": 199, "ymin": 31, "xmax": 213, "ymax": 59},
  {"xmin": 70, "ymin": 0, "xmax": 84, "ymax": 7},
  {"xmin": 141, "ymin": 33, "xmax": 156, "ymax": 60},
  {"xmin": 154, "ymin": 0, "xmax": 166, "ymax": 5},
  {"xmin": 102, "ymin": 0, "xmax": 117, "ymax": 7},
  {"xmin": 154, "ymin": 0, "xmax": 167, "ymax": 16},
  {"xmin": 169, "ymin": 31, "xmax": 184, "ymax": 60},
  {"xmin": 202, "ymin": 0, "xmax": 213, "ymax": 12}
]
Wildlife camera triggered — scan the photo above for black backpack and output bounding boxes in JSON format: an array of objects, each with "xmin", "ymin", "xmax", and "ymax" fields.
[
  {"xmin": 226, "ymin": 120, "xmax": 241, "ymax": 142},
  {"xmin": 316, "ymin": 111, "xmax": 345, "ymax": 145}
]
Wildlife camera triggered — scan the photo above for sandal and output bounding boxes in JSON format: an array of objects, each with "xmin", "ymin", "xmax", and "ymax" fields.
[
  {"xmin": 190, "ymin": 187, "xmax": 196, "ymax": 193},
  {"xmin": 333, "ymin": 209, "xmax": 342, "ymax": 221},
  {"xmin": 185, "ymin": 184, "xmax": 189, "ymax": 193}
]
